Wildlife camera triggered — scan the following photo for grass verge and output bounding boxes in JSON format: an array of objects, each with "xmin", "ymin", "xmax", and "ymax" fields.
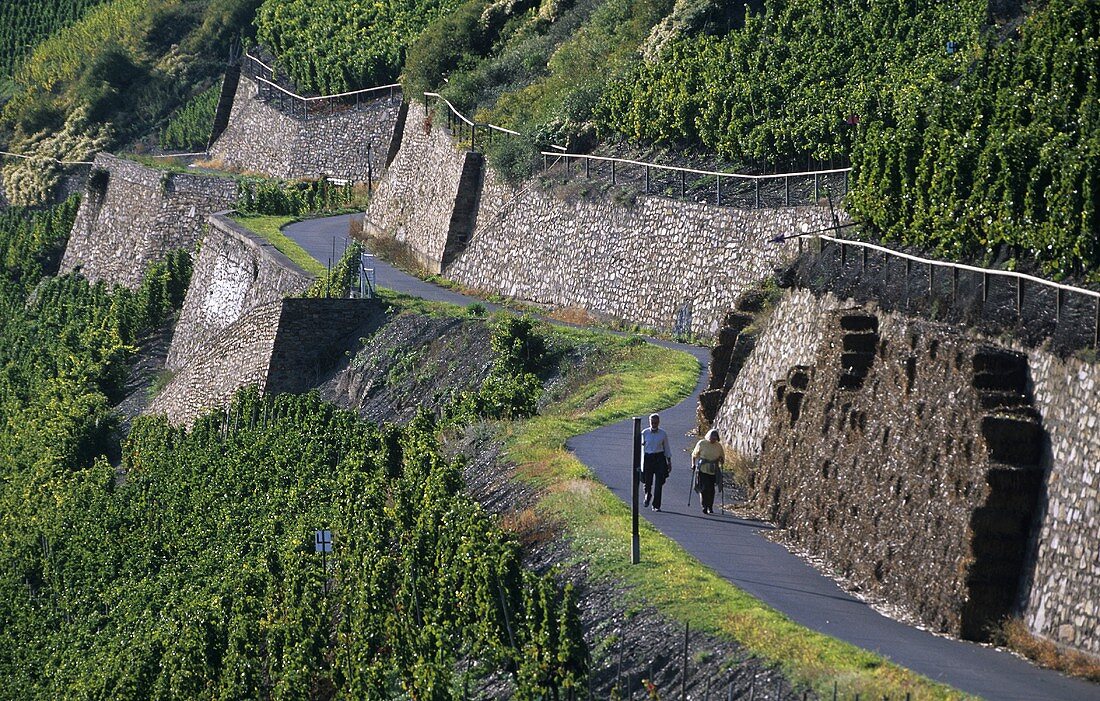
[
  {"xmin": 501, "ymin": 329, "xmax": 974, "ymax": 700},
  {"xmin": 230, "ymin": 215, "xmax": 326, "ymax": 277}
]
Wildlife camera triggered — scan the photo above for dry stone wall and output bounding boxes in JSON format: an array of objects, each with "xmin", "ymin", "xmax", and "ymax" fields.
[
  {"xmin": 150, "ymin": 298, "xmax": 380, "ymax": 426},
  {"xmin": 363, "ymin": 103, "xmax": 844, "ymax": 335},
  {"xmin": 149, "ymin": 301, "xmax": 284, "ymax": 425},
  {"xmin": 363, "ymin": 102, "xmax": 477, "ymax": 273},
  {"xmin": 711, "ymin": 284, "xmax": 1100, "ymax": 656},
  {"xmin": 209, "ymin": 76, "xmax": 400, "ymax": 183},
  {"xmin": 60, "ymin": 153, "xmax": 238, "ymax": 288},
  {"xmin": 1018, "ymin": 352, "xmax": 1100, "ymax": 656},
  {"xmin": 165, "ymin": 215, "xmax": 313, "ymax": 371}
]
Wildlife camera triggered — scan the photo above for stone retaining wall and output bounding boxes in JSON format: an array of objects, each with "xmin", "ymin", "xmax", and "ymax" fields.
[
  {"xmin": 365, "ymin": 103, "xmax": 846, "ymax": 336},
  {"xmin": 713, "ymin": 284, "xmax": 1100, "ymax": 656},
  {"xmin": 363, "ymin": 102, "xmax": 475, "ymax": 273},
  {"xmin": 209, "ymin": 75, "xmax": 401, "ymax": 183},
  {"xmin": 60, "ymin": 153, "xmax": 239, "ymax": 288},
  {"xmin": 149, "ymin": 301, "xmax": 284, "ymax": 425},
  {"xmin": 165, "ymin": 214, "xmax": 313, "ymax": 371},
  {"xmin": 151, "ymin": 298, "xmax": 380, "ymax": 426},
  {"xmin": 1018, "ymin": 352, "xmax": 1100, "ymax": 656}
]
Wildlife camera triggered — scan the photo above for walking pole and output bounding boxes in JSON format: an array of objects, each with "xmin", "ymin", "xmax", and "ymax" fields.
[{"xmin": 688, "ymin": 461, "xmax": 697, "ymax": 506}]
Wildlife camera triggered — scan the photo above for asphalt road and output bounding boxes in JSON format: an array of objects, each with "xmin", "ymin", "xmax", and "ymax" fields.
[{"xmin": 284, "ymin": 214, "xmax": 1100, "ymax": 701}]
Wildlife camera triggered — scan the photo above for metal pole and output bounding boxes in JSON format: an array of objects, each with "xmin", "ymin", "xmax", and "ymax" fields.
[
  {"xmin": 715, "ymin": 175, "xmax": 720, "ymax": 205},
  {"xmin": 680, "ymin": 623, "xmax": 689, "ymax": 701},
  {"xmin": 754, "ymin": 178, "xmax": 760, "ymax": 208},
  {"xmin": 814, "ymin": 172, "xmax": 820, "ymax": 202},
  {"xmin": 585, "ymin": 158, "xmax": 590, "ymax": 178},
  {"xmin": 1056, "ymin": 288, "xmax": 1062, "ymax": 324},
  {"xmin": 1017, "ymin": 277, "xmax": 1023, "ymax": 317},
  {"xmin": 612, "ymin": 160, "xmax": 616, "ymax": 185},
  {"xmin": 646, "ymin": 165, "xmax": 650, "ymax": 194},
  {"xmin": 681, "ymin": 170, "xmax": 686, "ymax": 199},
  {"xmin": 1094, "ymin": 297, "xmax": 1099, "ymax": 349},
  {"xmin": 983, "ymin": 271, "xmax": 989, "ymax": 302},
  {"xmin": 785, "ymin": 175, "xmax": 790, "ymax": 206},
  {"xmin": 632, "ymin": 417, "xmax": 641, "ymax": 564}
]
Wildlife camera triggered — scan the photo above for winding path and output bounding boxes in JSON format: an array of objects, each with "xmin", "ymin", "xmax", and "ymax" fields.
[{"xmin": 285, "ymin": 214, "xmax": 1099, "ymax": 701}]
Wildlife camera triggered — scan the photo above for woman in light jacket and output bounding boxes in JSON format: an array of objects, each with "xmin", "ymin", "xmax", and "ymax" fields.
[{"xmin": 692, "ymin": 429, "xmax": 724, "ymax": 514}]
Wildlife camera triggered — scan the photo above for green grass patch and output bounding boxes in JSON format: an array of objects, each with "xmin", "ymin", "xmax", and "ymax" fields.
[
  {"xmin": 229, "ymin": 215, "xmax": 325, "ymax": 277},
  {"xmin": 501, "ymin": 333, "xmax": 974, "ymax": 700}
]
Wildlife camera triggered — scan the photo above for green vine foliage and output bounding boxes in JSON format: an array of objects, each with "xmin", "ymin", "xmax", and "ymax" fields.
[
  {"xmin": 0, "ymin": 0, "xmax": 109, "ymax": 79},
  {"xmin": 598, "ymin": 0, "xmax": 1099, "ymax": 278},
  {"xmin": 236, "ymin": 177, "xmax": 357, "ymax": 216},
  {"xmin": 303, "ymin": 240, "xmax": 363, "ymax": 298},
  {"xmin": 2, "ymin": 388, "xmax": 586, "ymax": 698},
  {"xmin": 253, "ymin": 0, "xmax": 465, "ymax": 94},
  {"xmin": 158, "ymin": 79, "xmax": 221, "ymax": 151}
]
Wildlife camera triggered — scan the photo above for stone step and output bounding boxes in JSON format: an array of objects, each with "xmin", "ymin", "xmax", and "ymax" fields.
[
  {"xmin": 838, "ymin": 351, "xmax": 875, "ymax": 390},
  {"xmin": 972, "ymin": 347, "xmax": 1029, "ymax": 393},
  {"xmin": 981, "ymin": 415, "xmax": 1045, "ymax": 466},
  {"xmin": 839, "ymin": 313, "xmax": 878, "ymax": 333},
  {"xmin": 977, "ymin": 390, "xmax": 1030, "ymax": 411},
  {"xmin": 842, "ymin": 333, "xmax": 878, "ymax": 353}
]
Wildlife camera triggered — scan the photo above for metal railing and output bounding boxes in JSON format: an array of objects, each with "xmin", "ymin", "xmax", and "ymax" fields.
[
  {"xmin": 242, "ymin": 52, "xmax": 402, "ymax": 120},
  {"xmin": 542, "ymin": 150, "xmax": 851, "ymax": 209},
  {"xmin": 423, "ymin": 92, "xmax": 849, "ymax": 209},
  {"xmin": 790, "ymin": 226, "xmax": 1100, "ymax": 351},
  {"xmin": 424, "ymin": 92, "xmax": 566, "ymax": 152}
]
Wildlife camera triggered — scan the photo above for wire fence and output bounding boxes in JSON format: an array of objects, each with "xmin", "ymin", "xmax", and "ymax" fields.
[
  {"xmin": 242, "ymin": 52, "xmax": 402, "ymax": 120},
  {"xmin": 790, "ymin": 230, "xmax": 1100, "ymax": 354}
]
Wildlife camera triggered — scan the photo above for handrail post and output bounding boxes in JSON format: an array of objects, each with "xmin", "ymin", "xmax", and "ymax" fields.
[
  {"xmin": 755, "ymin": 178, "xmax": 760, "ymax": 209},
  {"xmin": 1017, "ymin": 277, "xmax": 1023, "ymax": 317},
  {"xmin": 680, "ymin": 171, "xmax": 686, "ymax": 199},
  {"xmin": 715, "ymin": 175, "xmax": 720, "ymax": 205},
  {"xmin": 814, "ymin": 173, "xmax": 820, "ymax": 202},
  {"xmin": 645, "ymin": 165, "xmax": 650, "ymax": 194},
  {"xmin": 1094, "ymin": 297, "xmax": 1099, "ymax": 349},
  {"xmin": 585, "ymin": 157, "xmax": 590, "ymax": 179},
  {"xmin": 843, "ymin": 169, "xmax": 849, "ymax": 195},
  {"xmin": 543, "ymin": 153, "xmax": 548, "ymax": 172},
  {"xmin": 611, "ymin": 160, "xmax": 616, "ymax": 185},
  {"xmin": 784, "ymin": 176, "xmax": 790, "ymax": 207}
]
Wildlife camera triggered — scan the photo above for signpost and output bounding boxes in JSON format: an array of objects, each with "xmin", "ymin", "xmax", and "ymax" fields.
[
  {"xmin": 632, "ymin": 417, "xmax": 641, "ymax": 564},
  {"xmin": 315, "ymin": 529, "xmax": 333, "ymax": 593}
]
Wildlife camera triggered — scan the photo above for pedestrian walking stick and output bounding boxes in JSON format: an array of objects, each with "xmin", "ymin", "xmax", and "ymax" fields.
[{"xmin": 688, "ymin": 461, "xmax": 697, "ymax": 506}]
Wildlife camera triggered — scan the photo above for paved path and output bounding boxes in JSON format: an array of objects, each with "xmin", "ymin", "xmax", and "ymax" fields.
[{"xmin": 284, "ymin": 215, "xmax": 1100, "ymax": 701}]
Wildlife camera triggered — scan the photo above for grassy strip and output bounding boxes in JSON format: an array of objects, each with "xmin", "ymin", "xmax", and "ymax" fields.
[
  {"xmin": 502, "ymin": 330, "xmax": 974, "ymax": 700},
  {"xmin": 230, "ymin": 215, "xmax": 326, "ymax": 277}
]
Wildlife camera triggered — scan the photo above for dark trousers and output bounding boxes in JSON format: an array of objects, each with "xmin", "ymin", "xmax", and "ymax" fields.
[
  {"xmin": 641, "ymin": 452, "xmax": 668, "ymax": 509},
  {"xmin": 697, "ymin": 470, "xmax": 717, "ymax": 510}
]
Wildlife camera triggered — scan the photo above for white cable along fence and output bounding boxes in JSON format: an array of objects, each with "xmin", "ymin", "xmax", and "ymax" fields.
[{"xmin": 242, "ymin": 52, "xmax": 401, "ymax": 119}]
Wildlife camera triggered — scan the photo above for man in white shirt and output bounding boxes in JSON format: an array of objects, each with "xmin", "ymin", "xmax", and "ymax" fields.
[{"xmin": 639, "ymin": 413, "xmax": 672, "ymax": 511}]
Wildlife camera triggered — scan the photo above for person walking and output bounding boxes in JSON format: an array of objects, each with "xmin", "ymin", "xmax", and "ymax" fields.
[
  {"xmin": 692, "ymin": 429, "xmax": 724, "ymax": 514},
  {"xmin": 640, "ymin": 413, "xmax": 672, "ymax": 511}
]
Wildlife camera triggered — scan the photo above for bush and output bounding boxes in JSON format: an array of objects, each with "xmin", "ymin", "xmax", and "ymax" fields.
[{"xmin": 485, "ymin": 135, "xmax": 540, "ymax": 184}]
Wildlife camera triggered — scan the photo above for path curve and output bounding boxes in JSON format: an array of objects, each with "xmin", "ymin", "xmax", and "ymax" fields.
[{"xmin": 285, "ymin": 214, "xmax": 1099, "ymax": 701}]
